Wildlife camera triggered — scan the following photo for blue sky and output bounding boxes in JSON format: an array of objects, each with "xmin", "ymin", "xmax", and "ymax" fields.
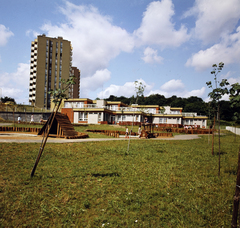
[{"xmin": 1, "ymin": 0, "xmax": 240, "ymax": 104}]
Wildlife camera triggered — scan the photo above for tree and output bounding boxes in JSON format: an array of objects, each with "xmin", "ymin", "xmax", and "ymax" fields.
[
  {"xmin": 134, "ymin": 81, "xmax": 145, "ymax": 103},
  {"xmin": 126, "ymin": 81, "xmax": 145, "ymax": 154},
  {"xmin": 206, "ymin": 62, "xmax": 229, "ymax": 176},
  {"xmin": 1, "ymin": 96, "xmax": 16, "ymax": 104},
  {"xmin": 230, "ymin": 83, "xmax": 240, "ymax": 123},
  {"xmin": 31, "ymin": 75, "xmax": 76, "ymax": 177},
  {"xmin": 144, "ymin": 94, "xmax": 166, "ymax": 106},
  {"xmin": 171, "ymin": 97, "xmax": 187, "ymax": 108}
]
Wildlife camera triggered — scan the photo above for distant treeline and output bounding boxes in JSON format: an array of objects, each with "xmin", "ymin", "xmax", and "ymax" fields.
[{"xmin": 104, "ymin": 94, "xmax": 238, "ymax": 122}]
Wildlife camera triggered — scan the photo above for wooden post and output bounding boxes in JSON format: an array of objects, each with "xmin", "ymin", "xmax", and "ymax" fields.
[
  {"xmin": 31, "ymin": 99, "xmax": 62, "ymax": 177},
  {"xmin": 212, "ymin": 116, "xmax": 215, "ymax": 155}
]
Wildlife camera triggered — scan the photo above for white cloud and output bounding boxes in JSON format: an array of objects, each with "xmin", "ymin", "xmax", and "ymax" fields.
[
  {"xmin": 160, "ymin": 79, "xmax": 185, "ymax": 92},
  {"xmin": 98, "ymin": 78, "xmax": 206, "ymax": 100},
  {"xmin": 223, "ymin": 73, "xmax": 240, "ymax": 85},
  {"xmin": 97, "ymin": 79, "xmax": 153, "ymax": 99},
  {"xmin": 147, "ymin": 79, "xmax": 206, "ymax": 98},
  {"xmin": 186, "ymin": 26, "xmax": 240, "ymax": 71},
  {"xmin": 0, "ymin": 24, "xmax": 14, "ymax": 46},
  {"xmin": 81, "ymin": 69, "xmax": 111, "ymax": 97},
  {"xmin": 184, "ymin": 0, "xmax": 240, "ymax": 44},
  {"xmin": 142, "ymin": 47, "xmax": 163, "ymax": 64},
  {"xmin": 1, "ymin": 88, "xmax": 23, "ymax": 101},
  {"xmin": 184, "ymin": 87, "xmax": 206, "ymax": 98},
  {"xmin": 134, "ymin": 0, "xmax": 190, "ymax": 48},
  {"xmin": 41, "ymin": 1, "xmax": 134, "ymax": 80},
  {"xmin": 26, "ymin": 29, "xmax": 39, "ymax": 38},
  {"xmin": 0, "ymin": 63, "xmax": 29, "ymax": 103}
]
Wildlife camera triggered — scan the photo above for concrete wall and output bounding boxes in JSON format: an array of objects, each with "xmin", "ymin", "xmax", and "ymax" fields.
[
  {"xmin": 226, "ymin": 126, "xmax": 240, "ymax": 135},
  {"xmin": 0, "ymin": 111, "xmax": 51, "ymax": 123}
]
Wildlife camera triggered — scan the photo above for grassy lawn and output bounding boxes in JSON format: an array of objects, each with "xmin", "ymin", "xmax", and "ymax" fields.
[{"xmin": 0, "ymin": 131, "xmax": 239, "ymax": 227}]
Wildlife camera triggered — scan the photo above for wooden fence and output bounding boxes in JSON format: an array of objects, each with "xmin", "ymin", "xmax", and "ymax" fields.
[{"xmin": 0, "ymin": 126, "xmax": 41, "ymax": 133}]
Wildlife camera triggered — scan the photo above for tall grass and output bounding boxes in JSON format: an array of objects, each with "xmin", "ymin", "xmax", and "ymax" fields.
[{"xmin": 0, "ymin": 132, "xmax": 239, "ymax": 227}]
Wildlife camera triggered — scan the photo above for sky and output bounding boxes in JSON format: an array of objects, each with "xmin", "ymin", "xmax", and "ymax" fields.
[{"xmin": 1, "ymin": 0, "xmax": 240, "ymax": 104}]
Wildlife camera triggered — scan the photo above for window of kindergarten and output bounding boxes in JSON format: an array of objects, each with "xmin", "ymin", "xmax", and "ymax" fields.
[
  {"xmin": 159, "ymin": 118, "xmax": 167, "ymax": 123},
  {"xmin": 79, "ymin": 112, "xmax": 88, "ymax": 121}
]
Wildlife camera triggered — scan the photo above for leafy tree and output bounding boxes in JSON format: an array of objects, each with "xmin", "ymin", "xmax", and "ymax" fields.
[
  {"xmin": 166, "ymin": 95, "xmax": 177, "ymax": 106},
  {"xmin": 144, "ymin": 94, "xmax": 166, "ymax": 106},
  {"xmin": 186, "ymin": 96, "xmax": 203, "ymax": 103},
  {"xmin": 219, "ymin": 100, "xmax": 236, "ymax": 121},
  {"xmin": 171, "ymin": 97, "xmax": 187, "ymax": 108},
  {"xmin": 106, "ymin": 95, "xmax": 118, "ymax": 101},
  {"xmin": 184, "ymin": 97, "xmax": 207, "ymax": 115},
  {"xmin": 134, "ymin": 81, "xmax": 145, "ymax": 103},
  {"xmin": 206, "ymin": 62, "xmax": 229, "ymax": 175},
  {"xmin": 127, "ymin": 81, "xmax": 145, "ymax": 154},
  {"xmin": 118, "ymin": 96, "xmax": 131, "ymax": 105},
  {"xmin": 230, "ymin": 83, "xmax": 240, "ymax": 123},
  {"xmin": 1, "ymin": 96, "xmax": 16, "ymax": 104}
]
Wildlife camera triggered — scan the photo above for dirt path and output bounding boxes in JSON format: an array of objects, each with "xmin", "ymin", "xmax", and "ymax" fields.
[{"xmin": 0, "ymin": 132, "xmax": 200, "ymax": 143}]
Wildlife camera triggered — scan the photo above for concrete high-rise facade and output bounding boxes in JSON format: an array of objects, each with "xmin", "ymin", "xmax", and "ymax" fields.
[
  {"xmin": 29, "ymin": 35, "xmax": 73, "ymax": 109},
  {"xmin": 70, "ymin": 67, "xmax": 80, "ymax": 98}
]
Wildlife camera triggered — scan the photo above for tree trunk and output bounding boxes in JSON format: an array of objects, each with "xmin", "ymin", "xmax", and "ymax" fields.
[
  {"xmin": 231, "ymin": 148, "xmax": 240, "ymax": 227},
  {"xmin": 212, "ymin": 116, "xmax": 215, "ymax": 155},
  {"xmin": 235, "ymin": 124, "xmax": 237, "ymax": 143},
  {"xmin": 218, "ymin": 104, "xmax": 221, "ymax": 176}
]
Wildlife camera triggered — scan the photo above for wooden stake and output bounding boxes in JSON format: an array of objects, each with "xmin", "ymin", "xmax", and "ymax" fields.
[
  {"xmin": 212, "ymin": 116, "xmax": 215, "ymax": 156},
  {"xmin": 30, "ymin": 99, "xmax": 62, "ymax": 177}
]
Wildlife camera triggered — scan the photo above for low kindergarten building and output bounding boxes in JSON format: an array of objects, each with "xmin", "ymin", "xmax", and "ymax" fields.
[{"xmin": 59, "ymin": 98, "xmax": 208, "ymax": 128}]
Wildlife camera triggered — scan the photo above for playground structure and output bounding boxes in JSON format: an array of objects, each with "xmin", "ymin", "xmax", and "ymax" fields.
[
  {"xmin": 38, "ymin": 112, "xmax": 88, "ymax": 139},
  {"xmin": 0, "ymin": 113, "xmax": 88, "ymax": 139}
]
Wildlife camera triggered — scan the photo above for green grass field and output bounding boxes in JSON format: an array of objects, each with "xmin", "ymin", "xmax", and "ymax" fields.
[{"xmin": 0, "ymin": 131, "xmax": 239, "ymax": 227}]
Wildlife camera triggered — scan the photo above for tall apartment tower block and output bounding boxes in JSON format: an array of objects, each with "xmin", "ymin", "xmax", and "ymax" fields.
[
  {"xmin": 71, "ymin": 67, "xmax": 80, "ymax": 98},
  {"xmin": 29, "ymin": 35, "xmax": 73, "ymax": 109}
]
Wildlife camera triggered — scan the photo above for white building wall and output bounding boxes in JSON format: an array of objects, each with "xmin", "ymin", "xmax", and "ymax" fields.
[
  {"xmin": 74, "ymin": 112, "xmax": 78, "ymax": 123},
  {"xmin": 125, "ymin": 115, "xmax": 135, "ymax": 122},
  {"xmin": 152, "ymin": 117, "xmax": 159, "ymax": 124},
  {"xmin": 96, "ymin": 99, "xmax": 106, "ymax": 108},
  {"xmin": 88, "ymin": 114, "xmax": 98, "ymax": 124},
  {"xmin": 167, "ymin": 118, "xmax": 178, "ymax": 124}
]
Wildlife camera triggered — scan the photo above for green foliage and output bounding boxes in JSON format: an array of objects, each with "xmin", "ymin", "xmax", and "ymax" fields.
[
  {"xmin": 206, "ymin": 62, "xmax": 229, "ymax": 102},
  {"xmin": 134, "ymin": 81, "xmax": 145, "ymax": 98},
  {"xmin": 229, "ymin": 83, "xmax": 240, "ymax": 123},
  {"xmin": 0, "ymin": 96, "xmax": 16, "ymax": 104},
  {"xmin": 0, "ymin": 133, "xmax": 238, "ymax": 227}
]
